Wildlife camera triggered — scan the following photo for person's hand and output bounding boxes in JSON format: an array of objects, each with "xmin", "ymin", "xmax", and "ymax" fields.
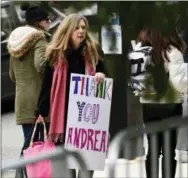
[
  {"xmin": 95, "ymin": 72, "xmax": 105, "ymax": 84},
  {"xmin": 37, "ymin": 115, "xmax": 44, "ymax": 123}
]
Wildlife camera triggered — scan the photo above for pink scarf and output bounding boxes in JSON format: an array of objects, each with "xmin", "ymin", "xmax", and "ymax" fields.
[{"xmin": 48, "ymin": 59, "xmax": 95, "ymax": 142}]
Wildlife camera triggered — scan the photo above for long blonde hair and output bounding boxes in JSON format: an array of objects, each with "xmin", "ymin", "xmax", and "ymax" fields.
[{"xmin": 46, "ymin": 13, "xmax": 102, "ymax": 65}]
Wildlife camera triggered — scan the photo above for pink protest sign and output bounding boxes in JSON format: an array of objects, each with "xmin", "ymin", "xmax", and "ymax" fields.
[{"xmin": 64, "ymin": 73, "xmax": 113, "ymax": 171}]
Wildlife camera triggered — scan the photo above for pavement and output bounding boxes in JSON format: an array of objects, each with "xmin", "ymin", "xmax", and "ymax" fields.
[{"xmin": 2, "ymin": 112, "xmax": 188, "ymax": 178}]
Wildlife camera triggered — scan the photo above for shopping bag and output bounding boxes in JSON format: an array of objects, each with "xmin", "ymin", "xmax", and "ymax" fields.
[{"xmin": 23, "ymin": 116, "xmax": 55, "ymax": 178}]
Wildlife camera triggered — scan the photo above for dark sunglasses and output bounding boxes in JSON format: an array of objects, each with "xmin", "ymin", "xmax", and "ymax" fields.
[{"xmin": 44, "ymin": 16, "xmax": 51, "ymax": 23}]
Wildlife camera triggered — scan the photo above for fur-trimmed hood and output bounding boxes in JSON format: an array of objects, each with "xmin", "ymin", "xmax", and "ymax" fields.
[{"xmin": 7, "ymin": 26, "xmax": 45, "ymax": 58}]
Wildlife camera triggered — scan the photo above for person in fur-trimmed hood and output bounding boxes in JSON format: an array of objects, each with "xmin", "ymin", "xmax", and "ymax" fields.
[{"xmin": 7, "ymin": 3, "xmax": 51, "ymax": 178}]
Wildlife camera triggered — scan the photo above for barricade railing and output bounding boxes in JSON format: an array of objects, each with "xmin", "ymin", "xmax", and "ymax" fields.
[
  {"xmin": 1, "ymin": 115, "xmax": 188, "ymax": 178},
  {"xmin": 107, "ymin": 115, "xmax": 188, "ymax": 178},
  {"xmin": 2, "ymin": 147, "xmax": 91, "ymax": 178}
]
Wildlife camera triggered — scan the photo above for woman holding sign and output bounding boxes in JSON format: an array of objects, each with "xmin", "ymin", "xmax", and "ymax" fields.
[{"xmin": 35, "ymin": 14, "xmax": 106, "ymax": 178}]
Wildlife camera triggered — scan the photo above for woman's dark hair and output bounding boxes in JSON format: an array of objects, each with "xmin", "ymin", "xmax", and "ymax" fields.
[
  {"xmin": 162, "ymin": 29, "xmax": 186, "ymax": 58},
  {"xmin": 136, "ymin": 27, "xmax": 186, "ymax": 63},
  {"xmin": 136, "ymin": 27, "xmax": 171, "ymax": 96},
  {"xmin": 136, "ymin": 27, "xmax": 164, "ymax": 63}
]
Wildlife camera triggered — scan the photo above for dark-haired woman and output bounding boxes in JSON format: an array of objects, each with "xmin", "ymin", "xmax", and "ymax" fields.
[
  {"xmin": 163, "ymin": 29, "xmax": 188, "ymax": 94},
  {"xmin": 7, "ymin": 3, "xmax": 51, "ymax": 178},
  {"xmin": 129, "ymin": 28, "xmax": 186, "ymax": 178},
  {"xmin": 164, "ymin": 29, "xmax": 188, "ymax": 164}
]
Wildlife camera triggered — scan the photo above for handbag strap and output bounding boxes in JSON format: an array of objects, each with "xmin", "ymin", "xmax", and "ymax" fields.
[{"xmin": 29, "ymin": 116, "xmax": 48, "ymax": 147}]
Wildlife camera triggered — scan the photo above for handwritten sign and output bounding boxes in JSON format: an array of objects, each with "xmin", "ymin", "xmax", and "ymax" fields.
[{"xmin": 65, "ymin": 73, "xmax": 113, "ymax": 171}]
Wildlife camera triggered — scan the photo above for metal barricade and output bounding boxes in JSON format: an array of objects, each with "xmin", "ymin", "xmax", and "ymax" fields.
[
  {"xmin": 2, "ymin": 146, "xmax": 91, "ymax": 178},
  {"xmin": 1, "ymin": 115, "xmax": 188, "ymax": 178},
  {"xmin": 107, "ymin": 115, "xmax": 188, "ymax": 178}
]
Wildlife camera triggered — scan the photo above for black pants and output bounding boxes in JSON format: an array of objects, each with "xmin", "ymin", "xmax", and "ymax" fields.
[
  {"xmin": 143, "ymin": 103, "xmax": 182, "ymax": 178},
  {"xmin": 15, "ymin": 123, "xmax": 50, "ymax": 178}
]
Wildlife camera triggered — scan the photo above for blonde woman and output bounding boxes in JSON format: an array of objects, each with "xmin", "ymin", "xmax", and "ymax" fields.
[{"xmin": 35, "ymin": 14, "xmax": 106, "ymax": 178}]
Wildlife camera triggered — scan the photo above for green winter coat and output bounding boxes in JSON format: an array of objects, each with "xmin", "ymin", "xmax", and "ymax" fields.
[{"xmin": 8, "ymin": 25, "xmax": 50, "ymax": 124}]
